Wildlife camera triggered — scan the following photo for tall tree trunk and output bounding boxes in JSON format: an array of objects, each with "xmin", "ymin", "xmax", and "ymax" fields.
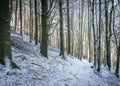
[
  {"xmin": 29, "ymin": 0, "xmax": 33, "ymax": 43},
  {"xmin": 97, "ymin": 0, "xmax": 101, "ymax": 72},
  {"xmin": 88, "ymin": 0, "xmax": 91, "ymax": 62},
  {"xmin": 66, "ymin": 0, "xmax": 71, "ymax": 54},
  {"xmin": 10, "ymin": 0, "xmax": 13, "ymax": 23},
  {"xmin": 59, "ymin": 0, "xmax": 65, "ymax": 59},
  {"xmin": 78, "ymin": 0, "xmax": 81, "ymax": 59},
  {"xmin": 115, "ymin": 41, "xmax": 120, "ymax": 78},
  {"xmin": 34, "ymin": 0, "xmax": 38, "ymax": 45},
  {"xmin": 91, "ymin": 0, "xmax": 97, "ymax": 67},
  {"xmin": 0, "ymin": 0, "xmax": 12, "ymax": 65},
  {"xmin": 80, "ymin": 0, "xmax": 84, "ymax": 60},
  {"xmin": 105, "ymin": 0, "xmax": 111, "ymax": 70},
  {"xmin": 41, "ymin": 0, "xmax": 48, "ymax": 57},
  {"xmin": 24, "ymin": 3, "xmax": 26, "ymax": 34},
  {"xmin": 20, "ymin": 0, "xmax": 23, "ymax": 37},
  {"xmin": 0, "ymin": 0, "xmax": 18, "ymax": 68},
  {"xmin": 71, "ymin": 4, "xmax": 74, "ymax": 55},
  {"xmin": 115, "ymin": 0, "xmax": 120, "ymax": 78},
  {"xmin": 107, "ymin": 0, "xmax": 114, "ymax": 71},
  {"xmin": 38, "ymin": 0, "xmax": 41, "ymax": 43},
  {"xmin": 15, "ymin": 0, "xmax": 18, "ymax": 30}
]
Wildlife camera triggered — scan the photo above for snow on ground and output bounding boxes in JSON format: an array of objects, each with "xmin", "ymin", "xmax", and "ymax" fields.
[{"xmin": 0, "ymin": 30, "xmax": 120, "ymax": 86}]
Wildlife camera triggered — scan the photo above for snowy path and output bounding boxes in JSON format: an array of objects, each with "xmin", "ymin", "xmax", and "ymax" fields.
[
  {"xmin": 48, "ymin": 47, "xmax": 120, "ymax": 86},
  {"xmin": 0, "ymin": 30, "xmax": 120, "ymax": 86}
]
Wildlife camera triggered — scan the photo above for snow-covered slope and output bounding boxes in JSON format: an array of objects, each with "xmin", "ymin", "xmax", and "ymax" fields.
[{"xmin": 0, "ymin": 30, "xmax": 120, "ymax": 86}]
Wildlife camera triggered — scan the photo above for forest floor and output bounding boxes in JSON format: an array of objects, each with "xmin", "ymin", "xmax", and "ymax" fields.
[{"xmin": 0, "ymin": 30, "xmax": 120, "ymax": 86}]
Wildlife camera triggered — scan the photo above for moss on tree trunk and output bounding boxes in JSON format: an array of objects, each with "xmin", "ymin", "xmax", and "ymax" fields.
[
  {"xmin": 0, "ymin": 0, "xmax": 19, "ymax": 69},
  {"xmin": 41, "ymin": 0, "xmax": 48, "ymax": 57}
]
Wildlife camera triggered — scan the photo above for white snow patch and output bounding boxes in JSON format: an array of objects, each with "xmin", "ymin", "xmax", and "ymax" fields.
[
  {"xmin": 4, "ymin": 56, "xmax": 11, "ymax": 74},
  {"xmin": 0, "ymin": 30, "xmax": 119, "ymax": 86}
]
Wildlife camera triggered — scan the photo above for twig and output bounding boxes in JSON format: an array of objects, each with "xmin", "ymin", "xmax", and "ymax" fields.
[{"xmin": 31, "ymin": 63, "xmax": 45, "ymax": 69}]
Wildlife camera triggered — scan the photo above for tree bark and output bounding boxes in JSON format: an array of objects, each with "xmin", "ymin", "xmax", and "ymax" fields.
[
  {"xmin": 20, "ymin": 0, "xmax": 23, "ymax": 37},
  {"xmin": 105, "ymin": 0, "xmax": 111, "ymax": 70},
  {"xmin": 35, "ymin": 0, "xmax": 38, "ymax": 45},
  {"xmin": 115, "ymin": 45, "xmax": 120, "ymax": 78},
  {"xmin": 91, "ymin": 0, "xmax": 97, "ymax": 67},
  {"xmin": 41, "ymin": 0, "xmax": 48, "ymax": 57},
  {"xmin": 66, "ymin": 0, "xmax": 71, "ymax": 54},
  {"xmin": 88, "ymin": 0, "xmax": 92, "ymax": 62},
  {"xmin": 15, "ymin": 0, "xmax": 18, "ymax": 30},
  {"xmin": 59, "ymin": 0, "xmax": 65, "ymax": 59},
  {"xmin": 29, "ymin": 0, "xmax": 33, "ymax": 43},
  {"xmin": 97, "ymin": 0, "xmax": 101, "ymax": 72},
  {"xmin": 0, "ymin": 0, "xmax": 18, "ymax": 68}
]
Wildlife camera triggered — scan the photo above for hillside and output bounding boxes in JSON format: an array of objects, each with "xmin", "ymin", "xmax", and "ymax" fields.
[{"xmin": 0, "ymin": 30, "xmax": 120, "ymax": 86}]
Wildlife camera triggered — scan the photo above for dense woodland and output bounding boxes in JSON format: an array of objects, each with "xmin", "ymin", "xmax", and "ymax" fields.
[{"xmin": 0, "ymin": 0, "xmax": 120, "ymax": 83}]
